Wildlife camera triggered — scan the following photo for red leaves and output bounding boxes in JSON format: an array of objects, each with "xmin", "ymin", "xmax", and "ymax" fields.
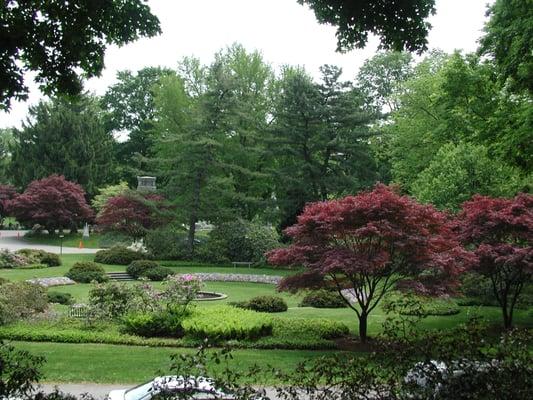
[
  {"xmin": 7, "ymin": 175, "xmax": 93, "ymax": 231},
  {"xmin": 269, "ymin": 184, "xmax": 466, "ymax": 294},
  {"xmin": 96, "ymin": 192, "xmax": 169, "ymax": 238},
  {"xmin": 0, "ymin": 185, "xmax": 17, "ymax": 218},
  {"xmin": 456, "ymin": 194, "xmax": 533, "ymax": 245}
]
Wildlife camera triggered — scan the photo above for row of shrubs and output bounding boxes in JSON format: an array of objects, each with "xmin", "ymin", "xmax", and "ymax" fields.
[
  {"xmin": 65, "ymin": 257, "xmax": 174, "ymax": 283},
  {"xmin": 0, "ymin": 249, "xmax": 61, "ymax": 269}
]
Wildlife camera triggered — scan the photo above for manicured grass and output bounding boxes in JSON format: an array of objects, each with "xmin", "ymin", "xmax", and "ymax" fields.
[
  {"xmin": 12, "ymin": 341, "xmax": 338, "ymax": 384},
  {"xmin": 23, "ymin": 232, "xmax": 102, "ymax": 249}
]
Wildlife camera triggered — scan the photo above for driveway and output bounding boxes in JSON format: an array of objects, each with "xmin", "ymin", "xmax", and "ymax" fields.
[{"xmin": 0, "ymin": 230, "xmax": 100, "ymax": 254}]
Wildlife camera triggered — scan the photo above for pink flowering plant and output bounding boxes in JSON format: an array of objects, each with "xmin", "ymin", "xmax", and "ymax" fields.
[{"xmin": 162, "ymin": 274, "xmax": 204, "ymax": 313}]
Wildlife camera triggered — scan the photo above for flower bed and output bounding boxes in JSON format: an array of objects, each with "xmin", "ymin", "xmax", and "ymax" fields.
[{"xmin": 181, "ymin": 273, "xmax": 282, "ymax": 285}]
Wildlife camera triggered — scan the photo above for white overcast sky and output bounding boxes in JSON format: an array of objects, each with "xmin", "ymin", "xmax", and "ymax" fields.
[{"xmin": 0, "ymin": 0, "xmax": 493, "ymax": 129}]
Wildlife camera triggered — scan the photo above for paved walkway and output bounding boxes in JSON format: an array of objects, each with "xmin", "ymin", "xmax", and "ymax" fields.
[{"xmin": 0, "ymin": 230, "xmax": 100, "ymax": 254}]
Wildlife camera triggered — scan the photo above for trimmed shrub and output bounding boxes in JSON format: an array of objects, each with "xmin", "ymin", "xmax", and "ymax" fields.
[
  {"xmin": 300, "ymin": 289, "xmax": 348, "ymax": 308},
  {"xmin": 182, "ymin": 306, "xmax": 273, "ymax": 340},
  {"xmin": 143, "ymin": 266, "xmax": 174, "ymax": 281},
  {"xmin": 121, "ymin": 310, "xmax": 187, "ymax": 338},
  {"xmin": 385, "ymin": 293, "xmax": 460, "ymax": 316},
  {"xmin": 144, "ymin": 228, "xmax": 191, "ymax": 260},
  {"xmin": 0, "ymin": 282, "xmax": 48, "ymax": 324},
  {"xmin": 16, "ymin": 249, "xmax": 61, "ymax": 267},
  {"xmin": 199, "ymin": 220, "xmax": 280, "ymax": 265},
  {"xmin": 47, "ymin": 291, "xmax": 73, "ymax": 305},
  {"xmin": 126, "ymin": 260, "xmax": 159, "ymax": 279},
  {"xmin": 233, "ymin": 296, "xmax": 288, "ymax": 313},
  {"xmin": 94, "ymin": 246, "xmax": 145, "ymax": 265},
  {"xmin": 0, "ymin": 249, "xmax": 29, "ymax": 268},
  {"xmin": 0, "ymin": 277, "xmax": 8, "ymax": 285},
  {"xmin": 65, "ymin": 262, "xmax": 108, "ymax": 283}
]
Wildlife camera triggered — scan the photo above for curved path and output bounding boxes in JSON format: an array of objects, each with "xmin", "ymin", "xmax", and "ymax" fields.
[{"xmin": 0, "ymin": 230, "xmax": 100, "ymax": 254}]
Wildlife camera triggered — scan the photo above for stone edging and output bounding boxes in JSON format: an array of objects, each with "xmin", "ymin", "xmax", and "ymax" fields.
[
  {"xmin": 26, "ymin": 277, "xmax": 76, "ymax": 287},
  {"xmin": 180, "ymin": 273, "xmax": 282, "ymax": 285}
]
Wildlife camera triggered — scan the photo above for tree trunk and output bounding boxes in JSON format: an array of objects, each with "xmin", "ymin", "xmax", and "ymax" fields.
[
  {"xmin": 187, "ymin": 171, "xmax": 202, "ymax": 255},
  {"xmin": 502, "ymin": 306, "xmax": 513, "ymax": 330},
  {"xmin": 359, "ymin": 312, "xmax": 368, "ymax": 343}
]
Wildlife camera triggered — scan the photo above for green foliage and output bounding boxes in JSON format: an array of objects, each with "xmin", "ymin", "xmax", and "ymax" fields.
[
  {"xmin": 121, "ymin": 309, "xmax": 188, "ymax": 338},
  {"xmin": 65, "ymin": 262, "xmax": 108, "ymax": 283},
  {"xmin": 0, "ymin": 249, "xmax": 29, "ymax": 269},
  {"xmin": 9, "ymin": 96, "xmax": 116, "ymax": 196},
  {"xmin": 200, "ymin": 220, "xmax": 280, "ymax": 264},
  {"xmin": 1, "ymin": 0, "xmax": 160, "ymax": 110},
  {"xmin": 102, "ymin": 68, "xmax": 175, "ymax": 184},
  {"xmin": 0, "ymin": 341, "xmax": 44, "ymax": 399},
  {"xmin": 300, "ymin": 289, "xmax": 348, "ymax": 308},
  {"xmin": 97, "ymin": 231, "xmax": 132, "ymax": 248},
  {"xmin": 182, "ymin": 306, "xmax": 273, "ymax": 341},
  {"xmin": 0, "ymin": 282, "xmax": 48, "ymax": 324},
  {"xmin": 386, "ymin": 52, "xmax": 532, "ymax": 194},
  {"xmin": 0, "ymin": 129, "xmax": 15, "ymax": 184},
  {"xmin": 88, "ymin": 282, "xmax": 160, "ymax": 321},
  {"xmin": 479, "ymin": 0, "xmax": 533, "ymax": 94},
  {"xmin": 92, "ymin": 181, "xmax": 129, "ymax": 212},
  {"xmin": 143, "ymin": 266, "xmax": 174, "ymax": 281},
  {"xmin": 94, "ymin": 246, "xmax": 145, "ymax": 265},
  {"xmin": 233, "ymin": 296, "xmax": 288, "ymax": 313},
  {"xmin": 16, "ymin": 249, "xmax": 61, "ymax": 267},
  {"xmin": 299, "ymin": 0, "xmax": 436, "ymax": 52},
  {"xmin": 144, "ymin": 228, "xmax": 191, "ymax": 260},
  {"xmin": 126, "ymin": 260, "xmax": 160, "ymax": 279},
  {"xmin": 270, "ymin": 66, "xmax": 378, "ymax": 230},
  {"xmin": 47, "ymin": 291, "xmax": 73, "ymax": 305},
  {"xmin": 411, "ymin": 143, "xmax": 524, "ymax": 211}
]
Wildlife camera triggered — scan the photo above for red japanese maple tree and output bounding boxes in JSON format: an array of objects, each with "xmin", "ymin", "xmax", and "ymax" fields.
[
  {"xmin": 7, "ymin": 175, "xmax": 93, "ymax": 233},
  {"xmin": 268, "ymin": 184, "xmax": 469, "ymax": 342},
  {"xmin": 456, "ymin": 194, "xmax": 532, "ymax": 329},
  {"xmin": 0, "ymin": 184, "xmax": 17, "ymax": 226},
  {"xmin": 96, "ymin": 192, "xmax": 170, "ymax": 239}
]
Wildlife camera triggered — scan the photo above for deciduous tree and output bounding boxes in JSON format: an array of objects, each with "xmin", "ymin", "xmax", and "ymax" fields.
[
  {"xmin": 0, "ymin": 185, "xmax": 17, "ymax": 227},
  {"xmin": 456, "ymin": 194, "xmax": 532, "ymax": 329},
  {"xmin": 96, "ymin": 191, "xmax": 169, "ymax": 239},
  {"xmin": 299, "ymin": 0, "xmax": 436, "ymax": 52},
  {"xmin": 479, "ymin": 0, "xmax": 533, "ymax": 94},
  {"xmin": 0, "ymin": 0, "xmax": 160, "ymax": 109},
  {"xmin": 268, "ymin": 184, "xmax": 468, "ymax": 342},
  {"xmin": 7, "ymin": 175, "xmax": 94, "ymax": 233},
  {"xmin": 411, "ymin": 143, "xmax": 525, "ymax": 211}
]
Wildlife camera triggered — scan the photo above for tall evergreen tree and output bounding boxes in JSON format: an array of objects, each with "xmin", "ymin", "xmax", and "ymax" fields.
[
  {"xmin": 270, "ymin": 66, "xmax": 378, "ymax": 231},
  {"xmin": 10, "ymin": 96, "xmax": 115, "ymax": 196}
]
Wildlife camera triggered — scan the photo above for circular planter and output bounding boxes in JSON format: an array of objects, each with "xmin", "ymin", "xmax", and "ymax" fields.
[{"xmin": 194, "ymin": 291, "xmax": 227, "ymax": 301}]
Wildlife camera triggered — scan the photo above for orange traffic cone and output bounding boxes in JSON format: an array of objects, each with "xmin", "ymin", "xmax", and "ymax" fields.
[{"xmin": 78, "ymin": 241, "xmax": 84, "ymax": 249}]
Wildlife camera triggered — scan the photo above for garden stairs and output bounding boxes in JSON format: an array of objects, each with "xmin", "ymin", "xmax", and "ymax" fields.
[{"xmin": 106, "ymin": 272, "xmax": 134, "ymax": 281}]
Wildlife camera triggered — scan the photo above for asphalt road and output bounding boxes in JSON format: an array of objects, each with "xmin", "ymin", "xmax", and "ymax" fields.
[{"xmin": 0, "ymin": 230, "xmax": 99, "ymax": 254}]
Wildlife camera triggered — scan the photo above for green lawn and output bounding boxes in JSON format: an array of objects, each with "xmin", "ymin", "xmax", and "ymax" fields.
[
  {"xmin": 12, "ymin": 341, "xmax": 337, "ymax": 384},
  {"xmin": 22, "ymin": 232, "xmax": 102, "ymax": 248},
  {"xmin": 2, "ymin": 253, "xmax": 532, "ymax": 384}
]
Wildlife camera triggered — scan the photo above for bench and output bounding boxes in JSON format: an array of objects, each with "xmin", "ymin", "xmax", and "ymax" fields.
[{"xmin": 231, "ymin": 261, "xmax": 253, "ymax": 269}]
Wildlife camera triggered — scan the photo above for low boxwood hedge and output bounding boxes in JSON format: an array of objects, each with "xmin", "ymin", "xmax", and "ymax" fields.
[
  {"xmin": 182, "ymin": 306, "xmax": 273, "ymax": 340},
  {"xmin": 94, "ymin": 246, "xmax": 145, "ymax": 265},
  {"xmin": 300, "ymin": 290, "xmax": 348, "ymax": 308},
  {"xmin": 126, "ymin": 260, "xmax": 159, "ymax": 278},
  {"xmin": 232, "ymin": 296, "xmax": 288, "ymax": 313},
  {"xmin": 65, "ymin": 262, "xmax": 108, "ymax": 283}
]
